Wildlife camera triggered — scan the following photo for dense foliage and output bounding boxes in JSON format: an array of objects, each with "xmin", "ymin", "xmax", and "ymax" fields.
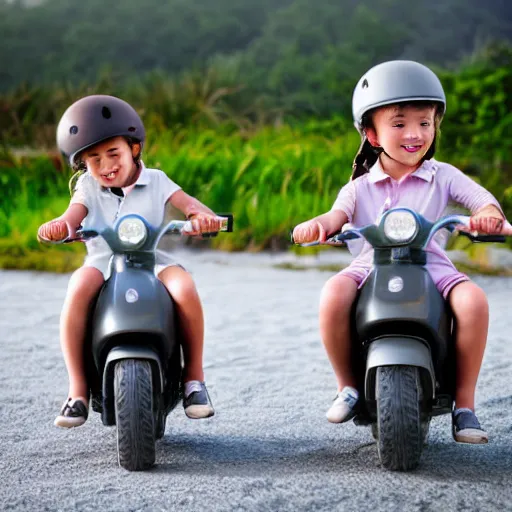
[
  {"xmin": 1, "ymin": 0, "xmax": 511, "ymax": 268},
  {"xmin": 1, "ymin": 0, "xmax": 512, "ymax": 114}
]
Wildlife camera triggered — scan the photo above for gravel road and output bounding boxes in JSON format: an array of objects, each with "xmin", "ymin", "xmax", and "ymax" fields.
[{"xmin": 1, "ymin": 249, "xmax": 512, "ymax": 511}]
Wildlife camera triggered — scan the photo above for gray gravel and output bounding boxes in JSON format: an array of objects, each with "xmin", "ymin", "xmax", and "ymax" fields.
[{"xmin": 1, "ymin": 249, "xmax": 512, "ymax": 512}]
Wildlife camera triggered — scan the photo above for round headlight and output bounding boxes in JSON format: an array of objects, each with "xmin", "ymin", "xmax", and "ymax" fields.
[
  {"xmin": 383, "ymin": 210, "xmax": 418, "ymax": 243},
  {"xmin": 117, "ymin": 217, "xmax": 147, "ymax": 247}
]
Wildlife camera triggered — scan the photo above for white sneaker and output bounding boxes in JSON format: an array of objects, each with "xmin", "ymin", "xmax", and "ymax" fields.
[{"xmin": 326, "ymin": 386, "xmax": 359, "ymax": 423}]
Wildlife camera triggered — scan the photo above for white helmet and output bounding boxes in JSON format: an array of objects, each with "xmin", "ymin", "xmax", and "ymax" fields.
[{"xmin": 352, "ymin": 60, "xmax": 446, "ymax": 131}]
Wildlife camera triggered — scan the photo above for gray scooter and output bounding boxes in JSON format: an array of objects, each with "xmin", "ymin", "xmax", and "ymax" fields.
[
  {"xmin": 60, "ymin": 213, "xmax": 233, "ymax": 471},
  {"xmin": 297, "ymin": 208, "xmax": 505, "ymax": 471}
]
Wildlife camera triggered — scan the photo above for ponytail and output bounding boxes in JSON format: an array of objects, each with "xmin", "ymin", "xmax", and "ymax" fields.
[
  {"xmin": 68, "ymin": 168, "xmax": 85, "ymax": 196},
  {"xmin": 351, "ymin": 137, "xmax": 381, "ymax": 180}
]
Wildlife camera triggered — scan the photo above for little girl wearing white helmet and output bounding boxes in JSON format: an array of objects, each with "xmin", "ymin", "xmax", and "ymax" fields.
[{"xmin": 293, "ymin": 60, "xmax": 511, "ymax": 444}]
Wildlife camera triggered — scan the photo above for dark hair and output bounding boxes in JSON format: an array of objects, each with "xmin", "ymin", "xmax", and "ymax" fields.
[
  {"xmin": 351, "ymin": 101, "xmax": 443, "ymax": 180},
  {"xmin": 68, "ymin": 136, "xmax": 143, "ymax": 195}
]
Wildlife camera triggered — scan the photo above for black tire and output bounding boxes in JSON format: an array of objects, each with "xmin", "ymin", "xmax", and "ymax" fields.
[
  {"xmin": 421, "ymin": 418, "xmax": 431, "ymax": 445},
  {"xmin": 372, "ymin": 413, "xmax": 430, "ymax": 445},
  {"xmin": 114, "ymin": 360, "xmax": 156, "ymax": 471},
  {"xmin": 376, "ymin": 365, "xmax": 424, "ymax": 471},
  {"xmin": 371, "ymin": 423, "xmax": 378, "ymax": 441},
  {"xmin": 372, "ymin": 414, "xmax": 430, "ymax": 445},
  {"xmin": 155, "ymin": 410, "xmax": 166, "ymax": 440},
  {"xmin": 91, "ymin": 393, "xmax": 103, "ymax": 413}
]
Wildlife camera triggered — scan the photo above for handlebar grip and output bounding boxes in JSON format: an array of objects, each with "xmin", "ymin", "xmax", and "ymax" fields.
[
  {"xmin": 199, "ymin": 214, "xmax": 234, "ymax": 237},
  {"xmin": 461, "ymin": 232, "xmax": 506, "ymax": 243},
  {"xmin": 76, "ymin": 229, "xmax": 99, "ymax": 238},
  {"xmin": 217, "ymin": 213, "xmax": 234, "ymax": 233},
  {"xmin": 331, "ymin": 230, "xmax": 360, "ymax": 242},
  {"xmin": 64, "ymin": 229, "xmax": 99, "ymax": 243}
]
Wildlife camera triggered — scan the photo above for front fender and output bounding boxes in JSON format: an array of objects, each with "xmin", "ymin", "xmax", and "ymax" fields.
[
  {"xmin": 364, "ymin": 337, "xmax": 435, "ymax": 400},
  {"xmin": 101, "ymin": 346, "xmax": 164, "ymax": 426}
]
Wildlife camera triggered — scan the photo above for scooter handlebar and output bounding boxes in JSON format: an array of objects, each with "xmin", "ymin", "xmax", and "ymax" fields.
[
  {"xmin": 428, "ymin": 215, "xmax": 507, "ymax": 245},
  {"xmin": 71, "ymin": 229, "xmax": 99, "ymax": 241},
  {"xmin": 293, "ymin": 211, "xmax": 508, "ymax": 249},
  {"xmin": 292, "ymin": 229, "xmax": 361, "ymax": 247},
  {"xmin": 458, "ymin": 232, "xmax": 506, "ymax": 243},
  {"xmin": 39, "ymin": 229, "xmax": 99, "ymax": 244},
  {"xmin": 165, "ymin": 214, "xmax": 234, "ymax": 237}
]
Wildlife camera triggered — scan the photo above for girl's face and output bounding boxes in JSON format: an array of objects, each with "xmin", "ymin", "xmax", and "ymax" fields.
[
  {"xmin": 81, "ymin": 136, "xmax": 140, "ymax": 188},
  {"xmin": 366, "ymin": 104, "xmax": 436, "ymax": 172}
]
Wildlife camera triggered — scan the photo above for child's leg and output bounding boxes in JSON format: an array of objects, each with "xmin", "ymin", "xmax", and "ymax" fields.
[
  {"xmin": 56, "ymin": 266, "xmax": 104, "ymax": 428},
  {"xmin": 158, "ymin": 266, "xmax": 204, "ymax": 382},
  {"xmin": 319, "ymin": 274, "xmax": 360, "ymax": 423},
  {"xmin": 158, "ymin": 266, "xmax": 214, "ymax": 419},
  {"xmin": 60, "ymin": 266, "xmax": 104, "ymax": 400},
  {"xmin": 319, "ymin": 274, "xmax": 359, "ymax": 390},
  {"xmin": 448, "ymin": 281, "xmax": 489, "ymax": 410},
  {"xmin": 448, "ymin": 281, "xmax": 489, "ymax": 444}
]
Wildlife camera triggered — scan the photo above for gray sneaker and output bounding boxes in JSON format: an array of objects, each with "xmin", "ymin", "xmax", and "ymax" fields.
[
  {"xmin": 326, "ymin": 386, "xmax": 359, "ymax": 423},
  {"xmin": 183, "ymin": 381, "xmax": 215, "ymax": 419},
  {"xmin": 452, "ymin": 408, "xmax": 488, "ymax": 444}
]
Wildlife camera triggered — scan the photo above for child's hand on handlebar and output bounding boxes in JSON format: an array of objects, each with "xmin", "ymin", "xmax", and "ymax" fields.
[
  {"xmin": 469, "ymin": 215, "xmax": 503, "ymax": 234},
  {"xmin": 37, "ymin": 220, "xmax": 70, "ymax": 242},
  {"xmin": 292, "ymin": 220, "xmax": 327, "ymax": 244},
  {"xmin": 186, "ymin": 213, "xmax": 225, "ymax": 236},
  {"xmin": 468, "ymin": 205, "xmax": 512, "ymax": 235}
]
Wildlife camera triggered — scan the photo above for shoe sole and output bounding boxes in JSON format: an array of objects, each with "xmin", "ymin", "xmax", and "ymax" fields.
[
  {"xmin": 185, "ymin": 405, "xmax": 215, "ymax": 419},
  {"xmin": 326, "ymin": 410, "xmax": 356, "ymax": 424},
  {"xmin": 453, "ymin": 428, "xmax": 488, "ymax": 444},
  {"xmin": 54, "ymin": 416, "xmax": 87, "ymax": 428}
]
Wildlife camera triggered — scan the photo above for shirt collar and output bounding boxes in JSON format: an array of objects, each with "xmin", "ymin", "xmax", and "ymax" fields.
[
  {"xmin": 368, "ymin": 158, "xmax": 437, "ymax": 184},
  {"xmin": 133, "ymin": 161, "xmax": 150, "ymax": 186}
]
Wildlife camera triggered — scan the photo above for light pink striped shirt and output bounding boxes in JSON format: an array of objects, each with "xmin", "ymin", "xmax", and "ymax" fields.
[{"xmin": 331, "ymin": 158, "xmax": 503, "ymax": 297}]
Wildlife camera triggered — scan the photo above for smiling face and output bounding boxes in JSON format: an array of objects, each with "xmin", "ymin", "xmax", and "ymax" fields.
[
  {"xmin": 365, "ymin": 103, "xmax": 437, "ymax": 175},
  {"xmin": 81, "ymin": 136, "xmax": 141, "ymax": 188}
]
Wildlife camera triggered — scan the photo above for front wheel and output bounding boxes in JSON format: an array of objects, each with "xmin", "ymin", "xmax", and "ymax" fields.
[
  {"xmin": 114, "ymin": 359, "xmax": 156, "ymax": 471},
  {"xmin": 376, "ymin": 365, "xmax": 425, "ymax": 471}
]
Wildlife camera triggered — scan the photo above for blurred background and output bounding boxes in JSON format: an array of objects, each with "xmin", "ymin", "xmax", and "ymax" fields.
[{"xmin": 1, "ymin": 0, "xmax": 511, "ymax": 271}]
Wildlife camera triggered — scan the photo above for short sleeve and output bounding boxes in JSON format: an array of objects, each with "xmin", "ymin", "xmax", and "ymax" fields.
[
  {"xmin": 158, "ymin": 171, "xmax": 182, "ymax": 203},
  {"xmin": 70, "ymin": 172, "xmax": 93, "ymax": 211},
  {"xmin": 331, "ymin": 180, "xmax": 356, "ymax": 222},
  {"xmin": 447, "ymin": 166, "xmax": 504, "ymax": 215}
]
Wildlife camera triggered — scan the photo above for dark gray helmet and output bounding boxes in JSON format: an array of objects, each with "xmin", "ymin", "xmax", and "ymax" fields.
[
  {"xmin": 352, "ymin": 60, "xmax": 446, "ymax": 131},
  {"xmin": 56, "ymin": 95, "xmax": 145, "ymax": 164}
]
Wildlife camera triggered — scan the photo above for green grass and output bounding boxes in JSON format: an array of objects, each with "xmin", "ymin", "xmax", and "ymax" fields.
[
  {"xmin": 1, "ymin": 125, "xmax": 359, "ymax": 270},
  {"xmin": 2, "ymin": 123, "xmax": 512, "ymax": 272}
]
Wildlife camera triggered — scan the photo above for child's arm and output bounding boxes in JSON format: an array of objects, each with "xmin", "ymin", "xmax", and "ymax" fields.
[
  {"xmin": 37, "ymin": 204, "xmax": 88, "ymax": 242},
  {"xmin": 167, "ymin": 190, "xmax": 223, "ymax": 234},
  {"xmin": 293, "ymin": 179, "xmax": 355, "ymax": 244},
  {"xmin": 448, "ymin": 168, "xmax": 509, "ymax": 234},
  {"xmin": 292, "ymin": 210, "xmax": 348, "ymax": 244}
]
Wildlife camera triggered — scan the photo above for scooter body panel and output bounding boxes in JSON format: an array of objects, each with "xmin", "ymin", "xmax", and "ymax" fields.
[
  {"xmin": 87, "ymin": 261, "xmax": 183, "ymax": 426},
  {"xmin": 355, "ymin": 264, "xmax": 454, "ymax": 395},
  {"xmin": 352, "ymin": 263, "xmax": 456, "ymax": 423},
  {"xmin": 91, "ymin": 264, "xmax": 178, "ymax": 371}
]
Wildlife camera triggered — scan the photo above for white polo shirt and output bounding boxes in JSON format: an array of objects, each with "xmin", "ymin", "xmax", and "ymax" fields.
[{"xmin": 70, "ymin": 163, "xmax": 182, "ymax": 278}]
